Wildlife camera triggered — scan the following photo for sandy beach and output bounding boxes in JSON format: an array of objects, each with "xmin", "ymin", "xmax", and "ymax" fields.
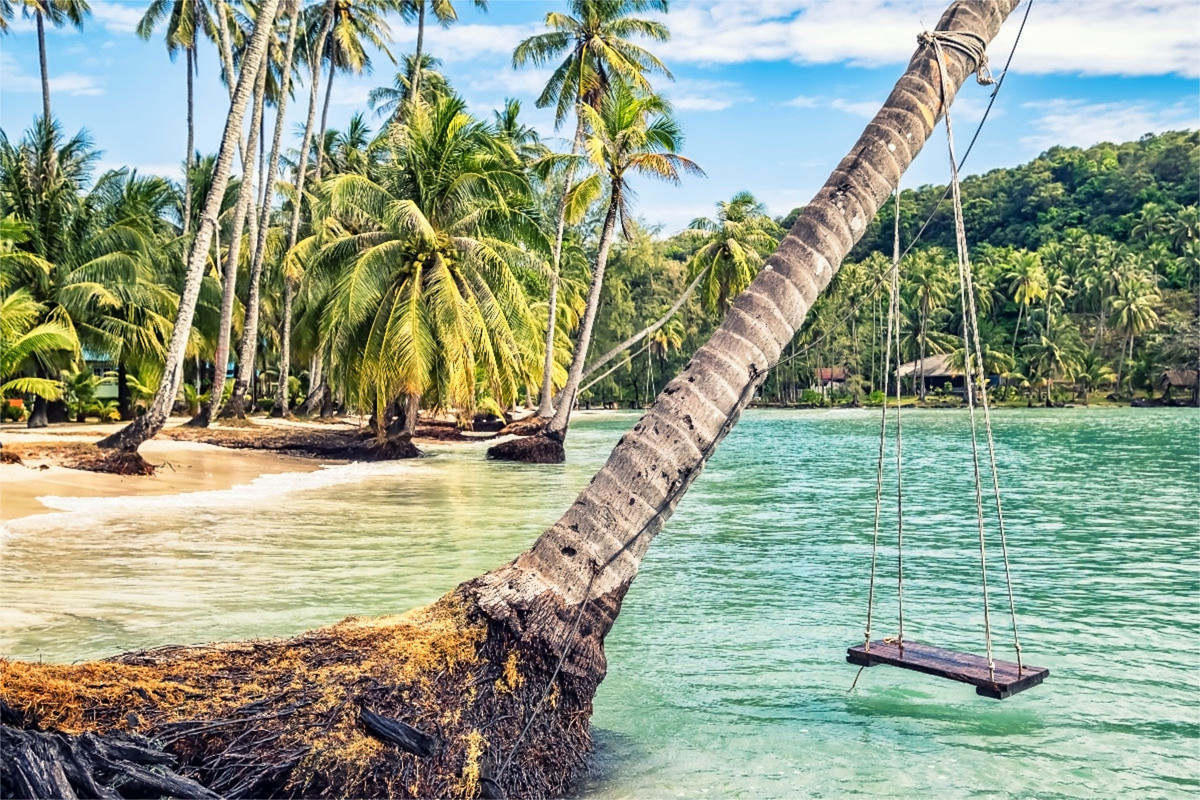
[{"xmin": 0, "ymin": 419, "xmax": 322, "ymax": 523}]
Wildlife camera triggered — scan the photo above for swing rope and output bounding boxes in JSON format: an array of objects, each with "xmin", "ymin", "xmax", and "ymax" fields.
[
  {"xmin": 927, "ymin": 30, "xmax": 1023, "ymax": 678},
  {"xmin": 861, "ymin": 26, "xmax": 1025, "ymax": 685},
  {"xmin": 864, "ymin": 185, "xmax": 904, "ymax": 653}
]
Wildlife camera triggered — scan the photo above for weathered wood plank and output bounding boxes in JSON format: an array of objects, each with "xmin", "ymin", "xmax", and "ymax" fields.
[{"xmin": 847, "ymin": 640, "xmax": 1049, "ymax": 699}]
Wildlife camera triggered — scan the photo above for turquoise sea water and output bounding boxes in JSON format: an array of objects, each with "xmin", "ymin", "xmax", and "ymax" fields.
[{"xmin": 3, "ymin": 408, "xmax": 1198, "ymax": 798}]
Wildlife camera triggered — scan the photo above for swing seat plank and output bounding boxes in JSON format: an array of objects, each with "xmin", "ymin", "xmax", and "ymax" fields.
[{"xmin": 847, "ymin": 640, "xmax": 1048, "ymax": 699}]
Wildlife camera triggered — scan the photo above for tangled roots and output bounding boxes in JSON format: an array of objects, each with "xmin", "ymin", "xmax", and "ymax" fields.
[
  {"xmin": 1, "ymin": 592, "xmax": 602, "ymax": 799},
  {"xmin": 486, "ymin": 434, "xmax": 565, "ymax": 464}
]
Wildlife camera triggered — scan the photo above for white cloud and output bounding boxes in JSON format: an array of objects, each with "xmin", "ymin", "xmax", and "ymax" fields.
[
  {"xmin": 1020, "ymin": 98, "xmax": 1199, "ymax": 150},
  {"xmin": 664, "ymin": 79, "xmax": 752, "ymax": 112},
  {"xmin": 654, "ymin": 0, "xmax": 1199, "ymax": 78},
  {"xmin": 466, "ymin": 67, "xmax": 556, "ymax": 99},
  {"xmin": 386, "ymin": 20, "xmax": 542, "ymax": 64},
  {"xmin": 0, "ymin": 52, "xmax": 103, "ymax": 96},
  {"xmin": 830, "ymin": 98, "xmax": 882, "ymax": 118},
  {"xmin": 782, "ymin": 95, "xmax": 820, "ymax": 108},
  {"xmin": 89, "ymin": 1, "xmax": 144, "ymax": 34}
]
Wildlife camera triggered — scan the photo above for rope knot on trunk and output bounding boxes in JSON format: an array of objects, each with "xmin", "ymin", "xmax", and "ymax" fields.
[{"xmin": 918, "ymin": 29, "xmax": 996, "ymax": 85}]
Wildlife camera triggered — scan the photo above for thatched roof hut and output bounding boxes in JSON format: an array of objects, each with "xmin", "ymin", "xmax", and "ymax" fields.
[
  {"xmin": 1158, "ymin": 369, "xmax": 1198, "ymax": 390},
  {"xmin": 897, "ymin": 353, "xmax": 960, "ymax": 380}
]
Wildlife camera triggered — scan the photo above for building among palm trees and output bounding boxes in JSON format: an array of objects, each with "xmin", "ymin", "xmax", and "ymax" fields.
[
  {"xmin": 1157, "ymin": 369, "xmax": 1198, "ymax": 403},
  {"xmin": 898, "ymin": 353, "xmax": 964, "ymax": 395}
]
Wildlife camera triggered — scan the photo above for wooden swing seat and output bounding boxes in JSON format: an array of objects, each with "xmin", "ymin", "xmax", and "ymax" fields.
[{"xmin": 847, "ymin": 639, "xmax": 1049, "ymax": 699}]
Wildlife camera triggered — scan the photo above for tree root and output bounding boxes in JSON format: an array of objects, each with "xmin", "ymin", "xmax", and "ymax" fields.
[
  {"xmin": 0, "ymin": 590, "xmax": 608, "ymax": 799},
  {"xmin": 2, "ymin": 704, "xmax": 217, "ymax": 800},
  {"xmin": 495, "ymin": 417, "xmax": 546, "ymax": 438},
  {"xmin": 486, "ymin": 434, "xmax": 565, "ymax": 464},
  {"xmin": 1, "ymin": 443, "xmax": 155, "ymax": 476},
  {"xmin": 357, "ymin": 436, "xmax": 422, "ymax": 461}
]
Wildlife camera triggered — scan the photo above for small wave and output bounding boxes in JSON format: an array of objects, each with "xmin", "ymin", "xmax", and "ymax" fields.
[{"xmin": 6, "ymin": 459, "xmax": 425, "ymax": 533}]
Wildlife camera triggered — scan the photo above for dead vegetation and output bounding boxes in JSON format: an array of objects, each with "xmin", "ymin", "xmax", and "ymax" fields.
[
  {"xmin": 1, "ymin": 591, "xmax": 601, "ymax": 799},
  {"xmin": 2, "ymin": 442, "xmax": 155, "ymax": 475}
]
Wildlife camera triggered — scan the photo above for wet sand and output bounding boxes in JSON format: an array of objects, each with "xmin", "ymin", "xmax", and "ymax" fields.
[{"xmin": 1, "ymin": 421, "xmax": 321, "ymax": 523}]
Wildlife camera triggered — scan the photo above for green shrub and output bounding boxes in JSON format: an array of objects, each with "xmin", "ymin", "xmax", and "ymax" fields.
[{"xmin": 800, "ymin": 389, "xmax": 827, "ymax": 406}]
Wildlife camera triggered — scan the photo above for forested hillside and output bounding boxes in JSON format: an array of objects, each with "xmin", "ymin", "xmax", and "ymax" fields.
[{"xmin": 583, "ymin": 130, "xmax": 1199, "ymax": 407}]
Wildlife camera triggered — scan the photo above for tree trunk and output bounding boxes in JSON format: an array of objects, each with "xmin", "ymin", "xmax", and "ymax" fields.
[
  {"xmin": 197, "ymin": 47, "xmax": 270, "ymax": 427},
  {"xmin": 36, "ymin": 10, "xmax": 51, "ymax": 123},
  {"xmin": 536, "ymin": 111, "xmax": 588, "ymax": 418},
  {"xmin": 27, "ymin": 368, "xmax": 49, "ymax": 428},
  {"xmin": 264, "ymin": 3, "xmax": 328, "ymax": 420},
  {"xmin": 194, "ymin": 90, "xmax": 266, "ymax": 427},
  {"xmin": 117, "ymin": 361, "xmax": 132, "ymax": 421},
  {"xmin": 222, "ymin": 42, "xmax": 277, "ymax": 422},
  {"xmin": 492, "ymin": 183, "xmax": 621, "ymax": 464},
  {"xmin": 16, "ymin": 5, "xmax": 1020, "ymax": 798},
  {"xmin": 315, "ymin": 58, "xmax": 335, "ymax": 184},
  {"xmin": 1012, "ymin": 302, "xmax": 1023, "ymax": 352},
  {"xmin": 918, "ymin": 311, "xmax": 928, "ymax": 401},
  {"xmin": 183, "ymin": 45, "xmax": 195, "ymax": 237},
  {"xmin": 272, "ymin": 280, "xmax": 294, "ymax": 416},
  {"xmin": 410, "ymin": 0, "xmax": 426, "ymax": 102},
  {"xmin": 301, "ymin": 353, "xmax": 324, "ymax": 414},
  {"xmin": 96, "ymin": 0, "xmax": 280, "ymax": 452}
]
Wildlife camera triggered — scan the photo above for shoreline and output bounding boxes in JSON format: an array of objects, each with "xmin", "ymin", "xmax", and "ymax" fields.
[{"xmin": 0, "ymin": 436, "xmax": 323, "ymax": 524}]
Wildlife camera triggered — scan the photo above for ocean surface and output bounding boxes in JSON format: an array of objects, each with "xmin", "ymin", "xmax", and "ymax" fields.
[{"xmin": 3, "ymin": 407, "xmax": 1198, "ymax": 799}]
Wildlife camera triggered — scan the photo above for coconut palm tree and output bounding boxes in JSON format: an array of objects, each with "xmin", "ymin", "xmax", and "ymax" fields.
[
  {"xmin": 907, "ymin": 247, "xmax": 953, "ymax": 400},
  {"xmin": 1109, "ymin": 271, "xmax": 1161, "ymax": 393},
  {"xmin": 368, "ymin": 52, "xmax": 448, "ymax": 119},
  {"xmin": 579, "ymin": 190, "xmax": 780, "ymax": 385},
  {"xmin": 688, "ymin": 191, "xmax": 782, "ymax": 313},
  {"xmin": 1023, "ymin": 319, "xmax": 1082, "ymax": 404},
  {"xmin": 1130, "ymin": 201, "xmax": 1169, "ymax": 243},
  {"xmin": 1074, "ymin": 348, "xmax": 1115, "ymax": 405},
  {"xmin": 0, "ymin": 288, "xmax": 78, "ymax": 405},
  {"xmin": 18, "ymin": 0, "xmax": 91, "ymax": 122},
  {"xmin": 311, "ymin": 95, "xmax": 545, "ymax": 446},
  {"xmin": 513, "ymin": 0, "xmax": 671, "ymax": 418},
  {"xmin": 204, "ymin": 14, "xmax": 274, "ymax": 423},
  {"xmin": 491, "ymin": 84, "xmax": 701, "ymax": 462},
  {"xmin": 310, "ymin": 0, "xmax": 395, "ymax": 183},
  {"xmin": 137, "ymin": 0, "xmax": 219, "ymax": 237},
  {"xmin": 98, "ymin": 0, "xmax": 280, "ymax": 453},
  {"xmin": 0, "ymin": 122, "xmax": 175, "ymax": 426},
  {"xmin": 1004, "ymin": 249, "xmax": 1045, "ymax": 351},
  {"xmin": 1169, "ymin": 205, "xmax": 1199, "ymax": 252},
  {"xmin": 401, "ymin": 0, "xmax": 486, "ymax": 103}
]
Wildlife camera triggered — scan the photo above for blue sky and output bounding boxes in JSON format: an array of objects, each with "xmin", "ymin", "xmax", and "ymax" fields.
[{"xmin": 2, "ymin": 0, "xmax": 1197, "ymax": 233}]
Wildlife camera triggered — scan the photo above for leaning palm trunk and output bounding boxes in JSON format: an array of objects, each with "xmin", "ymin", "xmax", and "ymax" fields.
[
  {"xmin": 183, "ymin": 43, "xmax": 195, "ymax": 237},
  {"xmin": 96, "ymin": 0, "xmax": 280, "ymax": 453},
  {"xmin": 492, "ymin": 181, "xmax": 622, "ymax": 462},
  {"xmin": 190, "ymin": 85, "xmax": 267, "ymax": 428},
  {"xmin": 536, "ymin": 112, "xmax": 588, "ymax": 419},
  {"xmin": 581, "ymin": 261, "xmax": 711, "ymax": 382},
  {"xmin": 15, "ymin": 4, "xmax": 1018, "ymax": 797}
]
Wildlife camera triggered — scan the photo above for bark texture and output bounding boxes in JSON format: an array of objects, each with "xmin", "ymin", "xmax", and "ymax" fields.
[
  {"xmin": 96, "ymin": 0, "xmax": 280, "ymax": 452},
  {"xmin": 9, "ymin": 4, "xmax": 1019, "ymax": 798}
]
